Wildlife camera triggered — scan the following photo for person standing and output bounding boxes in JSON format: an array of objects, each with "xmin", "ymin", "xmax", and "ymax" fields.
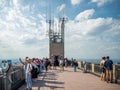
[
  {"xmin": 35, "ymin": 58, "xmax": 40, "ymax": 73},
  {"xmin": 65, "ymin": 58, "xmax": 68, "ymax": 68},
  {"xmin": 40, "ymin": 60, "xmax": 43, "ymax": 72},
  {"xmin": 44, "ymin": 59, "xmax": 50, "ymax": 72},
  {"xmin": 59, "ymin": 58, "xmax": 64, "ymax": 72},
  {"xmin": 31, "ymin": 58, "xmax": 39, "ymax": 82},
  {"xmin": 48, "ymin": 58, "xmax": 52, "ymax": 70},
  {"xmin": 19, "ymin": 57, "xmax": 33, "ymax": 90},
  {"xmin": 100, "ymin": 57, "xmax": 106, "ymax": 81},
  {"xmin": 73, "ymin": 59, "xmax": 78, "ymax": 72},
  {"xmin": 104, "ymin": 56, "xmax": 113, "ymax": 83}
]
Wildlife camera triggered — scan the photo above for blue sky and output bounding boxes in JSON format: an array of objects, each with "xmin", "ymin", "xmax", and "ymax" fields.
[{"xmin": 0, "ymin": 0, "xmax": 120, "ymax": 59}]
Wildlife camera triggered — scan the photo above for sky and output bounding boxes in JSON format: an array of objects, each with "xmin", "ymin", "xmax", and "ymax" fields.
[{"xmin": 0, "ymin": 0, "xmax": 120, "ymax": 59}]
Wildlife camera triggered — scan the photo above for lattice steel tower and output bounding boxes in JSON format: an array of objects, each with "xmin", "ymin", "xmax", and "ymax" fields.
[
  {"xmin": 46, "ymin": 0, "xmax": 67, "ymax": 61},
  {"xmin": 47, "ymin": 17, "xmax": 67, "ymax": 60}
]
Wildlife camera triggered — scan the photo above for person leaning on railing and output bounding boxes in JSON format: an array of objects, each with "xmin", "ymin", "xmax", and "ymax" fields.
[
  {"xmin": 104, "ymin": 56, "xmax": 113, "ymax": 83},
  {"xmin": 100, "ymin": 57, "xmax": 106, "ymax": 81}
]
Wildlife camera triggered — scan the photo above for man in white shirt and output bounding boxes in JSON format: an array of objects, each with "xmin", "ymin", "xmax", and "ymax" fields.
[{"xmin": 19, "ymin": 57, "xmax": 32, "ymax": 90}]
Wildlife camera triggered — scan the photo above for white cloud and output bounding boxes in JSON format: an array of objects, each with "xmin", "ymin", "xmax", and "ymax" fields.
[
  {"xmin": 0, "ymin": 0, "xmax": 6, "ymax": 8},
  {"xmin": 38, "ymin": 14, "xmax": 46, "ymax": 20},
  {"xmin": 105, "ymin": 46, "xmax": 120, "ymax": 51},
  {"xmin": 12, "ymin": 0, "xmax": 19, "ymax": 6},
  {"xmin": 21, "ymin": 5, "xmax": 30, "ymax": 12},
  {"xmin": 91, "ymin": 0, "xmax": 113, "ymax": 7},
  {"xmin": 65, "ymin": 10, "xmax": 120, "ymax": 58},
  {"xmin": 0, "ymin": 0, "xmax": 49, "ymax": 58},
  {"xmin": 57, "ymin": 4, "xmax": 66, "ymax": 12},
  {"xmin": 0, "ymin": 0, "xmax": 4, "ymax": 4},
  {"xmin": 7, "ymin": 9, "xmax": 16, "ymax": 21},
  {"xmin": 71, "ymin": 0, "xmax": 83, "ymax": 5},
  {"xmin": 75, "ymin": 9, "xmax": 95, "ymax": 21},
  {"xmin": 66, "ymin": 17, "xmax": 113, "ymax": 38}
]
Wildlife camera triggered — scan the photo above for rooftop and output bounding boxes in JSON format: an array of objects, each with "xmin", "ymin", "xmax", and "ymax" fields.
[{"xmin": 18, "ymin": 67, "xmax": 120, "ymax": 90}]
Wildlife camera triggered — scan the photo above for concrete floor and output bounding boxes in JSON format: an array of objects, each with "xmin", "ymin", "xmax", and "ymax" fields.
[{"xmin": 18, "ymin": 67, "xmax": 120, "ymax": 90}]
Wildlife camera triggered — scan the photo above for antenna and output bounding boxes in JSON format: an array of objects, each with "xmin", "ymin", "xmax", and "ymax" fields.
[
  {"xmin": 46, "ymin": 0, "xmax": 54, "ymax": 38},
  {"xmin": 46, "ymin": 0, "xmax": 67, "ymax": 58}
]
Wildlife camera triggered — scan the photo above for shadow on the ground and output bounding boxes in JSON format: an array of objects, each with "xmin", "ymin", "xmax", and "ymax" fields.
[
  {"xmin": 44, "ymin": 77, "xmax": 57, "ymax": 80},
  {"xmin": 32, "ymin": 71, "xmax": 64, "ymax": 90}
]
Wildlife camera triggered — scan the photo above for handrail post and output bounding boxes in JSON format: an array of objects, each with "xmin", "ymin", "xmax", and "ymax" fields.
[
  {"xmin": 92, "ymin": 64, "xmax": 95, "ymax": 73},
  {"xmin": 3, "ymin": 72, "xmax": 7, "ymax": 90},
  {"xmin": 78, "ymin": 61, "xmax": 81, "ymax": 69},
  {"xmin": 113, "ymin": 64, "xmax": 117, "ymax": 83}
]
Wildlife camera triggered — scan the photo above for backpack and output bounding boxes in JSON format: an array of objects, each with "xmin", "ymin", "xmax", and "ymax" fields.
[
  {"xmin": 31, "ymin": 66, "xmax": 39, "ymax": 78},
  {"xmin": 32, "ymin": 66, "xmax": 38, "ymax": 73}
]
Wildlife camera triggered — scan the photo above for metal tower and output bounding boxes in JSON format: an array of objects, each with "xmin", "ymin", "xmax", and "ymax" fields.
[
  {"xmin": 48, "ymin": 17, "xmax": 67, "ymax": 60},
  {"xmin": 46, "ymin": 0, "xmax": 67, "ymax": 62}
]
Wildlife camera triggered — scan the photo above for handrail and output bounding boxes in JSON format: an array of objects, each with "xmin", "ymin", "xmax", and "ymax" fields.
[
  {"xmin": 0, "ymin": 66, "xmax": 25, "ymax": 90},
  {"xmin": 78, "ymin": 61, "xmax": 120, "ymax": 83}
]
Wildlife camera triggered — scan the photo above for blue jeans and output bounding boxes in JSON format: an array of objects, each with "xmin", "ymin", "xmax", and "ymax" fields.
[
  {"xmin": 40, "ymin": 64, "xmax": 43, "ymax": 72},
  {"xmin": 45, "ymin": 66, "xmax": 48, "ymax": 72},
  {"xmin": 26, "ymin": 73, "xmax": 32, "ymax": 89},
  {"xmin": 74, "ymin": 65, "xmax": 77, "ymax": 72}
]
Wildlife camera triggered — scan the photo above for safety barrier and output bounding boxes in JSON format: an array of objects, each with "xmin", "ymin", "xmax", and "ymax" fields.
[
  {"xmin": 78, "ymin": 61, "xmax": 120, "ymax": 83},
  {"xmin": 0, "ymin": 65, "xmax": 25, "ymax": 90}
]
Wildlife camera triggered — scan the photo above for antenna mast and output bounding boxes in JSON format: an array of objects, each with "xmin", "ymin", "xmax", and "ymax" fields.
[{"xmin": 46, "ymin": 0, "xmax": 67, "ymax": 59}]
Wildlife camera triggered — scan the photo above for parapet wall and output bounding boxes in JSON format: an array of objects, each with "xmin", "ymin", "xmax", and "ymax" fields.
[
  {"xmin": 78, "ymin": 61, "xmax": 120, "ymax": 83},
  {"xmin": 0, "ymin": 65, "xmax": 25, "ymax": 90},
  {"xmin": 0, "ymin": 62, "xmax": 120, "ymax": 90}
]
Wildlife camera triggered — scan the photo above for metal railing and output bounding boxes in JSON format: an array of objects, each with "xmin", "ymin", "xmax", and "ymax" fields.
[
  {"xmin": 115, "ymin": 64, "xmax": 120, "ymax": 83},
  {"xmin": 94, "ymin": 64, "xmax": 101, "ymax": 75},
  {"xmin": 78, "ymin": 61, "xmax": 120, "ymax": 83},
  {"xmin": 0, "ymin": 66, "xmax": 25, "ymax": 90},
  {"xmin": 0, "ymin": 74, "xmax": 4, "ymax": 90},
  {"xmin": 86, "ymin": 63, "xmax": 92, "ymax": 72}
]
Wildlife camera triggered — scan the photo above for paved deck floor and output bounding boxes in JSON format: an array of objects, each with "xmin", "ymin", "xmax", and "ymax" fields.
[{"xmin": 18, "ymin": 67, "xmax": 120, "ymax": 90}]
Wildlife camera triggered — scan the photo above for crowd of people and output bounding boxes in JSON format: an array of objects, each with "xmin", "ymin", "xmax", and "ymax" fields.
[
  {"xmin": 19, "ymin": 57, "xmax": 78, "ymax": 90},
  {"xmin": 19, "ymin": 56, "xmax": 114, "ymax": 90},
  {"xmin": 0, "ymin": 55, "xmax": 116, "ymax": 90},
  {"xmin": 100, "ymin": 56, "xmax": 113, "ymax": 83}
]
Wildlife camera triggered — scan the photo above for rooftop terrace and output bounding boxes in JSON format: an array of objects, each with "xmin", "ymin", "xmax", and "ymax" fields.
[{"xmin": 18, "ymin": 67, "xmax": 120, "ymax": 90}]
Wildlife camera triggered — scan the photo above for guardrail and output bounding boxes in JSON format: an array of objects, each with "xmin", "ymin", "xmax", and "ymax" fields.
[
  {"xmin": 0, "ymin": 65, "xmax": 25, "ymax": 90},
  {"xmin": 0, "ymin": 74, "xmax": 4, "ymax": 90},
  {"xmin": 78, "ymin": 61, "xmax": 120, "ymax": 83}
]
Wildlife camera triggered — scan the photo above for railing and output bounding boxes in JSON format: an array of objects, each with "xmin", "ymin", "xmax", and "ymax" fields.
[
  {"xmin": 94, "ymin": 64, "xmax": 101, "ymax": 75},
  {"xmin": 78, "ymin": 61, "xmax": 120, "ymax": 83},
  {"xmin": 86, "ymin": 63, "xmax": 92, "ymax": 72},
  {"xmin": 117, "ymin": 69, "xmax": 120, "ymax": 80},
  {"xmin": 0, "ymin": 74, "xmax": 4, "ymax": 90},
  {"xmin": 0, "ymin": 65, "xmax": 25, "ymax": 90},
  {"xmin": 114, "ymin": 64, "xmax": 120, "ymax": 83}
]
